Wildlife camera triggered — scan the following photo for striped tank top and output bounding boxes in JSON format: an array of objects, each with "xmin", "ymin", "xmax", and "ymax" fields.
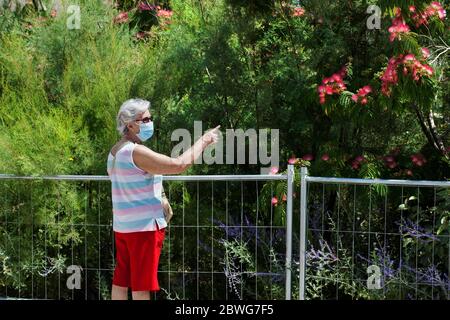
[{"xmin": 107, "ymin": 141, "xmax": 167, "ymax": 233}]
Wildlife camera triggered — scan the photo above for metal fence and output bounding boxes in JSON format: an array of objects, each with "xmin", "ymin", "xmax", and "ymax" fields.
[
  {"xmin": 293, "ymin": 167, "xmax": 450, "ymax": 300},
  {"xmin": 0, "ymin": 166, "xmax": 449, "ymax": 300},
  {"xmin": 0, "ymin": 170, "xmax": 292, "ymax": 300}
]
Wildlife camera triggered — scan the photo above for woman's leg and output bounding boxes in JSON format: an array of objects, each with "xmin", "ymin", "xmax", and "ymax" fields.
[
  {"xmin": 112, "ymin": 232, "xmax": 131, "ymax": 300},
  {"xmin": 129, "ymin": 229, "xmax": 165, "ymax": 299},
  {"xmin": 132, "ymin": 290, "xmax": 150, "ymax": 300},
  {"xmin": 111, "ymin": 284, "xmax": 128, "ymax": 300}
]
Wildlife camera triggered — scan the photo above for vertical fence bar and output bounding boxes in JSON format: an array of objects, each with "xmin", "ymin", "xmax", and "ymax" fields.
[
  {"xmin": 31, "ymin": 182, "xmax": 34, "ymax": 299},
  {"xmin": 285, "ymin": 164, "xmax": 294, "ymax": 300},
  {"xmin": 298, "ymin": 166, "xmax": 308, "ymax": 300},
  {"xmin": 182, "ymin": 181, "xmax": 185, "ymax": 299},
  {"xmin": 18, "ymin": 181, "xmax": 21, "ymax": 299},
  {"xmin": 240, "ymin": 181, "xmax": 243, "ymax": 300},
  {"xmin": 225, "ymin": 181, "xmax": 229, "ymax": 301},
  {"xmin": 85, "ymin": 182, "xmax": 88, "ymax": 300},
  {"xmin": 196, "ymin": 181, "xmax": 199, "ymax": 300}
]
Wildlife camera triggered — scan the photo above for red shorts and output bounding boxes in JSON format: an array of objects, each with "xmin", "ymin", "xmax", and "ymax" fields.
[{"xmin": 112, "ymin": 226, "xmax": 166, "ymax": 292}]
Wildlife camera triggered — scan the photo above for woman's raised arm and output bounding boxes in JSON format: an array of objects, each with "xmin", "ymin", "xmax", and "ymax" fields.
[{"xmin": 133, "ymin": 125, "xmax": 220, "ymax": 175}]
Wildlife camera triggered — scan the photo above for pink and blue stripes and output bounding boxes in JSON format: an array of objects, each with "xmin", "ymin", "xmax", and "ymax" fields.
[{"xmin": 107, "ymin": 141, "xmax": 167, "ymax": 233}]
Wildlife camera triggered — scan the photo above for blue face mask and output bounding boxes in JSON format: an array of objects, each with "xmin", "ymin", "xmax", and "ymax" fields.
[{"xmin": 136, "ymin": 121, "xmax": 154, "ymax": 142}]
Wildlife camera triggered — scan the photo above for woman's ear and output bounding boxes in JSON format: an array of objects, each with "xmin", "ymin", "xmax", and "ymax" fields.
[{"xmin": 127, "ymin": 122, "xmax": 140, "ymax": 135}]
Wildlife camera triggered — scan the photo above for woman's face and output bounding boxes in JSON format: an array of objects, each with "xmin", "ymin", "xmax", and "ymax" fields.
[{"xmin": 125, "ymin": 109, "xmax": 152, "ymax": 138}]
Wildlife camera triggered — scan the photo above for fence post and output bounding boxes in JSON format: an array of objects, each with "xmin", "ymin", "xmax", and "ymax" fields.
[
  {"xmin": 285, "ymin": 164, "xmax": 294, "ymax": 300},
  {"xmin": 299, "ymin": 166, "xmax": 308, "ymax": 300}
]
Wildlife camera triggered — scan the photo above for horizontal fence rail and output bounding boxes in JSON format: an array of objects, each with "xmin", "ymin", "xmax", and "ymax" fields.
[
  {"xmin": 306, "ymin": 176, "xmax": 450, "ymax": 188},
  {"xmin": 0, "ymin": 174, "xmax": 288, "ymax": 181}
]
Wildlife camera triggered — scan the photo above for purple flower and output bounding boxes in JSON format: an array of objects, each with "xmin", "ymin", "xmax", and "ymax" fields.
[
  {"xmin": 404, "ymin": 265, "xmax": 450, "ymax": 289},
  {"xmin": 306, "ymin": 239, "xmax": 338, "ymax": 267},
  {"xmin": 397, "ymin": 219, "xmax": 439, "ymax": 243}
]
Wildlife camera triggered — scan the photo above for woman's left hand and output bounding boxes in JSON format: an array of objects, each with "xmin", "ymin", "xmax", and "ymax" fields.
[{"xmin": 162, "ymin": 195, "xmax": 173, "ymax": 223}]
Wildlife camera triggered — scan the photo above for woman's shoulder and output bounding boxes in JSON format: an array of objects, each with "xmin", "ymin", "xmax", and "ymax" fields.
[{"xmin": 111, "ymin": 141, "xmax": 134, "ymax": 156}]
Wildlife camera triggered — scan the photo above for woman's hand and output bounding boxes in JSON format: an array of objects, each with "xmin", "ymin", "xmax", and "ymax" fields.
[
  {"xmin": 162, "ymin": 194, "xmax": 173, "ymax": 223},
  {"xmin": 202, "ymin": 125, "xmax": 221, "ymax": 146}
]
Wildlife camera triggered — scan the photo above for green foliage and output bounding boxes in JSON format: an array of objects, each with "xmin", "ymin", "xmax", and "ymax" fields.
[{"xmin": 0, "ymin": 0, "xmax": 449, "ymax": 299}]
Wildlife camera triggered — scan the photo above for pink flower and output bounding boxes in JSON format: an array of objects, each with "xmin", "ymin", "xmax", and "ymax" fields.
[
  {"xmin": 270, "ymin": 167, "xmax": 279, "ymax": 175},
  {"xmin": 362, "ymin": 85, "xmax": 372, "ymax": 94},
  {"xmin": 352, "ymin": 85, "xmax": 372, "ymax": 104},
  {"xmin": 387, "ymin": 162, "xmax": 398, "ymax": 169},
  {"xmin": 271, "ymin": 197, "xmax": 278, "ymax": 206},
  {"xmin": 135, "ymin": 32, "xmax": 147, "ymax": 40},
  {"xmin": 338, "ymin": 66, "xmax": 347, "ymax": 78},
  {"xmin": 406, "ymin": 169, "xmax": 413, "ymax": 176},
  {"xmin": 282, "ymin": 194, "xmax": 287, "ymax": 202},
  {"xmin": 113, "ymin": 12, "xmax": 129, "ymax": 24},
  {"xmin": 404, "ymin": 54, "xmax": 416, "ymax": 62},
  {"xmin": 431, "ymin": 2, "xmax": 447, "ymax": 19},
  {"xmin": 403, "ymin": 66, "xmax": 409, "ymax": 75},
  {"xmin": 288, "ymin": 157, "xmax": 299, "ymax": 165},
  {"xmin": 321, "ymin": 154, "xmax": 330, "ymax": 161},
  {"xmin": 351, "ymin": 160, "xmax": 360, "ymax": 170},
  {"xmin": 412, "ymin": 2, "xmax": 446, "ymax": 27},
  {"xmin": 302, "ymin": 154, "xmax": 314, "ymax": 161},
  {"xmin": 319, "ymin": 95, "xmax": 326, "ymax": 105},
  {"xmin": 388, "ymin": 12, "xmax": 410, "ymax": 42},
  {"xmin": 382, "ymin": 155, "xmax": 398, "ymax": 169},
  {"xmin": 325, "ymin": 86, "xmax": 334, "ymax": 95},
  {"xmin": 381, "ymin": 56, "xmax": 402, "ymax": 96},
  {"xmin": 423, "ymin": 64, "xmax": 434, "ymax": 75},
  {"xmin": 421, "ymin": 47, "xmax": 431, "ymax": 59},
  {"xmin": 157, "ymin": 9, "xmax": 173, "ymax": 19},
  {"xmin": 355, "ymin": 155, "xmax": 365, "ymax": 163},
  {"xmin": 402, "ymin": 54, "xmax": 434, "ymax": 78},
  {"xmin": 438, "ymin": 7, "xmax": 447, "ymax": 19},
  {"xmin": 411, "ymin": 153, "xmax": 427, "ymax": 167},
  {"xmin": 332, "ymin": 74, "xmax": 343, "ymax": 82},
  {"xmin": 381, "ymin": 53, "xmax": 434, "ymax": 96},
  {"xmin": 317, "ymin": 66, "xmax": 348, "ymax": 104},
  {"xmin": 292, "ymin": 6, "xmax": 305, "ymax": 17}
]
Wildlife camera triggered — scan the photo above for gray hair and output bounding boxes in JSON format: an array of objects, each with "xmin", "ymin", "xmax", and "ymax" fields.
[{"xmin": 116, "ymin": 98, "xmax": 150, "ymax": 136}]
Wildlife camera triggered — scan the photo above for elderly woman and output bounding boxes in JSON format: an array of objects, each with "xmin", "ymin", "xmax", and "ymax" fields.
[{"xmin": 107, "ymin": 98, "xmax": 219, "ymax": 300}]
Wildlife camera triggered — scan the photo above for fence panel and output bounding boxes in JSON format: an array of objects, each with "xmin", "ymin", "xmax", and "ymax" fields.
[
  {"xmin": 0, "ymin": 173, "xmax": 290, "ymax": 300},
  {"xmin": 297, "ymin": 167, "xmax": 450, "ymax": 300}
]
